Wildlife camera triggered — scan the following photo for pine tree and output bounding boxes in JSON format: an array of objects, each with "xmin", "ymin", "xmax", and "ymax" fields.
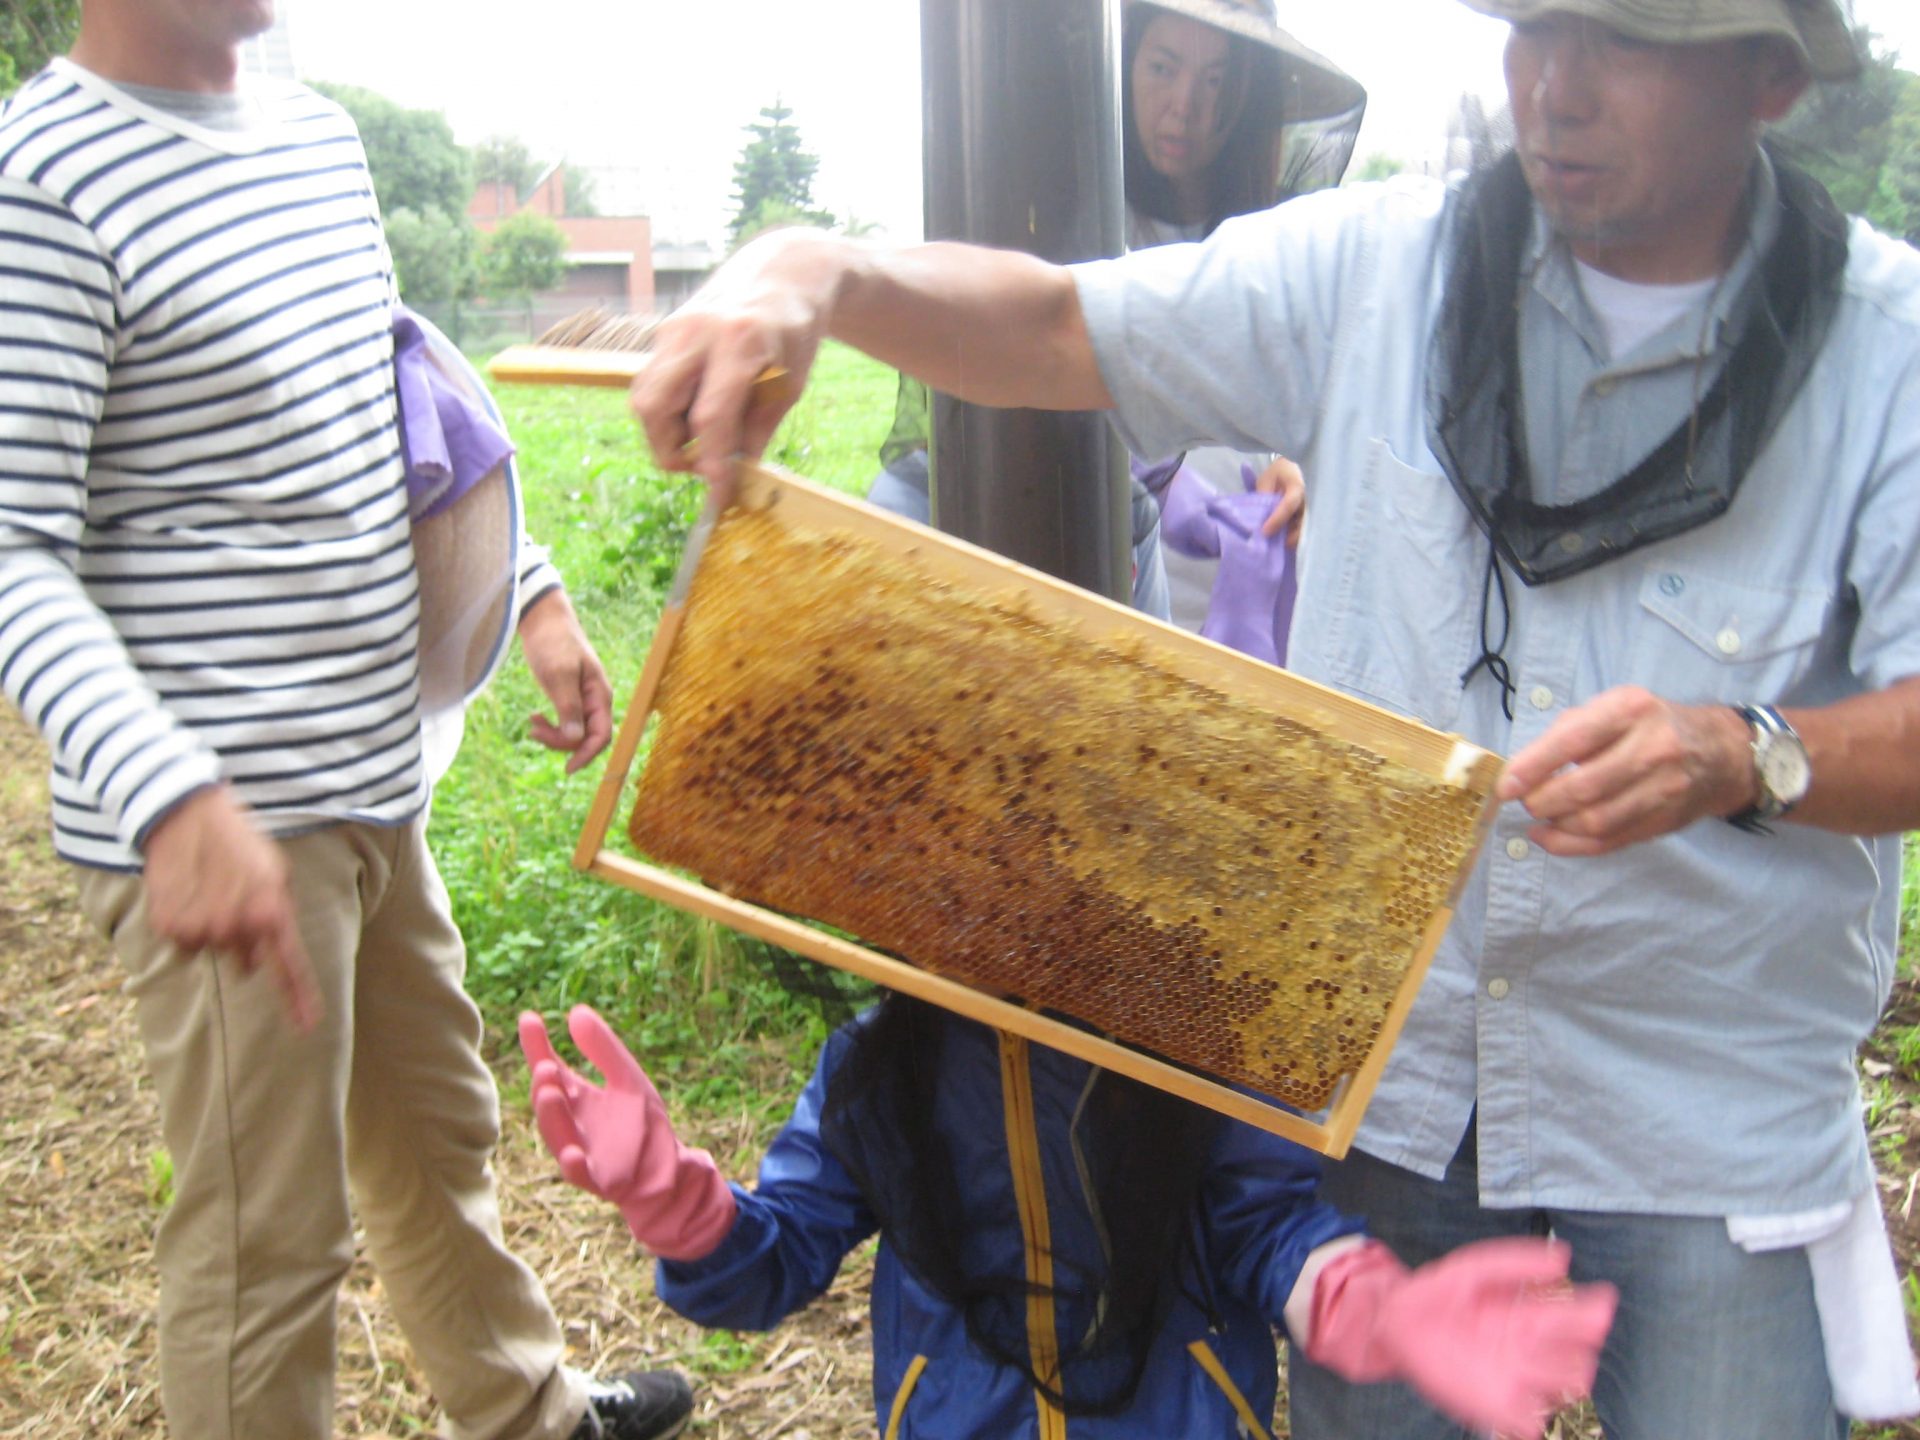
[{"xmin": 728, "ymin": 98, "xmax": 836, "ymax": 244}]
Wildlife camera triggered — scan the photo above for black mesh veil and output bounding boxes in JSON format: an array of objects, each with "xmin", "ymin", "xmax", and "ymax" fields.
[
  {"xmin": 1427, "ymin": 144, "xmax": 1851, "ymax": 589},
  {"xmin": 1275, "ymin": 96, "xmax": 1365, "ymax": 203},
  {"xmin": 1426, "ymin": 68, "xmax": 1852, "ymax": 716}
]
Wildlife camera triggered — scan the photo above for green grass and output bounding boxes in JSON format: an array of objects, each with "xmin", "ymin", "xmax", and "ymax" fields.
[
  {"xmin": 431, "ymin": 342, "xmax": 896, "ymax": 1115},
  {"xmin": 147, "ymin": 1148, "xmax": 174, "ymax": 1210},
  {"xmin": 1895, "ymin": 1024, "xmax": 1920, "ymax": 1079}
]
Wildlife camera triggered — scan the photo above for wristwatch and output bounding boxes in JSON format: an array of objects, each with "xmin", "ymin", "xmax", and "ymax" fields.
[{"xmin": 1726, "ymin": 703, "xmax": 1811, "ymax": 833}]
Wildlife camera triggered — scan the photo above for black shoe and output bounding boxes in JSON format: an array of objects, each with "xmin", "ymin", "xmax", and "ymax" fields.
[{"xmin": 570, "ymin": 1370, "xmax": 694, "ymax": 1440}]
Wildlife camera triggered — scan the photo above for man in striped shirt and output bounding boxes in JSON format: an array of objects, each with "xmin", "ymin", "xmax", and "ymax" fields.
[{"xmin": 0, "ymin": 3, "xmax": 690, "ymax": 1437}]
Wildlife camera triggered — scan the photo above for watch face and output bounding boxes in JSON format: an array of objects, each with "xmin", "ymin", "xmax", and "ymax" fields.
[{"xmin": 1757, "ymin": 733, "xmax": 1812, "ymax": 804}]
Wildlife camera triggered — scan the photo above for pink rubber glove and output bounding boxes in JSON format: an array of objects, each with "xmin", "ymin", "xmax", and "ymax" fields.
[
  {"xmin": 1305, "ymin": 1238, "xmax": 1618, "ymax": 1440},
  {"xmin": 517, "ymin": 1004, "xmax": 737, "ymax": 1261}
]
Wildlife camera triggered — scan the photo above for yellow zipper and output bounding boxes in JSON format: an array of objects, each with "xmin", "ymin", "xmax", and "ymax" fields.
[
  {"xmin": 883, "ymin": 1353, "xmax": 929, "ymax": 1440},
  {"xmin": 1186, "ymin": 1339, "xmax": 1273, "ymax": 1440},
  {"xmin": 999, "ymin": 1030, "xmax": 1068, "ymax": 1440}
]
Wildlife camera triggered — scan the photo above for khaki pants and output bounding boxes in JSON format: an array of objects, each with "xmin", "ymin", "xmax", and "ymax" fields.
[{"xmin": 78, "ymin": 818, "xmax": 589, "ymax": 1440}]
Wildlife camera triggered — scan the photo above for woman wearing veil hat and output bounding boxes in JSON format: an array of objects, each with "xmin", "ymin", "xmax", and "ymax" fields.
[
  {"xmin": 1118, "ymin": 0, "xmax": 1366, "ymax": 662},
  {"xmin": 870, "ymin": 0, "xmax": 1365, "ymax": 652}
]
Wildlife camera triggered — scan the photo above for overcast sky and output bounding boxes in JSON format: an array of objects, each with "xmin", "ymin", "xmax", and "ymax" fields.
[{"xmin": 282, "ymin": 0, "xmax": 1920, "ymax": 248}]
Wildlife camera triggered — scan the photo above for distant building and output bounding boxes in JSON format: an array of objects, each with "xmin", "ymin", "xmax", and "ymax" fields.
[{"xmin": 471, "ymin": 164, "xmax": 657, "ymax": 334}]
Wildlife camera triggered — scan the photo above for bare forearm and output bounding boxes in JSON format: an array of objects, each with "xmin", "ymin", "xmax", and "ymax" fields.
[
  {"xmin": 1784, "ymin": 676, "xmax": 1920, "ymax": 834},
  {"xmin": 635, "ymin": 227, "xmax": 1110, "ymax": 488},
  {"xmin": 827, "ymin": 240, "xmax": 1112, "ymax": 411},
  {"xmin": 1502, "ymin": 676, "xmax": 1920, "ymax": 855}
]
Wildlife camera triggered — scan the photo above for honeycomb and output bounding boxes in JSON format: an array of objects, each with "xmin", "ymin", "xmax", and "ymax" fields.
[{"xmin": 630, "ymin": 502, "xmax": 1492, "ymax": 1111}]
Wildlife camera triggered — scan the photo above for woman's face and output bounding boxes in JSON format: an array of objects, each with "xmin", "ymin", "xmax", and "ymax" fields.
[{"xmin": 1130, "ymin": 14, "xmax": 1239, "ymax": 187}]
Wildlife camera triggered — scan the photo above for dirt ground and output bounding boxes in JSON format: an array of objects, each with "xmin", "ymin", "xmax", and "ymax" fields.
[
  {"xmin": 0, "ymin": 702, "xmax": 876, "ymax": 1439},
  {"xmin": 2, "ymin": 697, "xmax": 1915, "ymax": 1439}
]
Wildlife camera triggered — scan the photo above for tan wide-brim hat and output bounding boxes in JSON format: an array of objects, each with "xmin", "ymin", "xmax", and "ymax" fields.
[
  {"xmin": 1134, "ymin": 0, "xmax": 1368, "ymax": 122},
  {"xmin": 1457, "ymin": 0, "xmax": 1862, "ymax": 82}
]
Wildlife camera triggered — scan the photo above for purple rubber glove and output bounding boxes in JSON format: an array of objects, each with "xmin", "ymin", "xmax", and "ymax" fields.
[
  {"xmin": 1130, "ymin": 451, "xmax": 1186, "ymax": 500},
  {"xmin": 1159, "ymin": 462, "xmax": 1296, "ymax": 665},
  {"xmin": 1158, "ymin": 464, "xmax": 1227, "ymax": 559},
  {"xmin": 1201, "ymin": 483, "xmax": 1297, "ymax": 666},
  {"xmin": 392, "ymin": 306, "xmax": 515, "ymax": 521},
  {"xmin": 1305, "ymin": 1238, "xmax": 1618, "ymax": 1440},
  {"xmin": 518, "ymin": 1005, "xmax": 737, "ymax": 1261}
]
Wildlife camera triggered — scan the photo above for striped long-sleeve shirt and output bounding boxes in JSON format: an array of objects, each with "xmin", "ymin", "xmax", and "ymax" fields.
[{"xmin": 0, "ymin": 60, "xmax": 552, "ymax": 870}]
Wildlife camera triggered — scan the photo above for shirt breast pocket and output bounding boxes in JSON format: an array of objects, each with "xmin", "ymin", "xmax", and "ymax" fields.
[
  {"xmin": 1631, "ymin": 567, "xmax": 1833, "ymax": 705},
  {"xmin": 1311, "ymin": 438, "xmax": 1481, "ymax": 730}
]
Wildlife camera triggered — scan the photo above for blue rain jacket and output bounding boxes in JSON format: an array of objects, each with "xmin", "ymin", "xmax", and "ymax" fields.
[{"xmin": 656, "ymin": 1012, "xmax": 1362, "ymax": 1439}]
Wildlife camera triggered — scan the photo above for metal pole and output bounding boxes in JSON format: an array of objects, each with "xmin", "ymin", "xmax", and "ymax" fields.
[{"xmin": 920, "ymin": 0, "xmax": 1129, "ymax": 601}]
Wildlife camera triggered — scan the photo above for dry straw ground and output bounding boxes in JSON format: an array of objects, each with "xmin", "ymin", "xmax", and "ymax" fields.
[
  {"xmin": 2, "ymin": 697, "xmax": 1916, "ymax": 1439},
  {"xmin": 0, "ymin": 702, "xmax": 876, "ymax": 1439}
]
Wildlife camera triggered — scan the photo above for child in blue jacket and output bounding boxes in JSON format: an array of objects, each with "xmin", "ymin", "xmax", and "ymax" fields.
[{"xmin": 521, "ymin": 998, "xmax": 1614, "ymax": 1440}]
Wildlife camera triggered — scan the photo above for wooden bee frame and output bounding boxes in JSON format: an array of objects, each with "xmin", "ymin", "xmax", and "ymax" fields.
[{"xmin": 575, "ymin": 462, "xmax": 1502, "ymax": 1157}]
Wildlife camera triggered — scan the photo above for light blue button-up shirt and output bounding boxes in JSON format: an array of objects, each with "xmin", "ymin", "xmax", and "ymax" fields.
[{"xmin": 1073, "ymin": 162, "xmax": 1920, "ymax": 1215}]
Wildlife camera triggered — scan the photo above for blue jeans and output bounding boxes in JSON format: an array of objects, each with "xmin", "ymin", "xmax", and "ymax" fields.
[{"xmin": 1287, "ymin": 1125, "xmax": 1848, "ymax": 1440}]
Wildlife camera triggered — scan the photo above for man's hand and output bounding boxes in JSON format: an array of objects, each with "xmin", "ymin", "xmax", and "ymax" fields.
[
  {"xmin": 1498, "ymin": 687, "xmax": 1754, "ymax": 856},
  {"xmin": 518, "ymin": 588, "xmax": 613, "ymax": 774},
  {"xmin": 630, "ymin": 228, "xmax": 847, "ymax": 496},
  {"xmin": 1248, "ymin": 455, "xmax": 1306, "ymax": 545},
  {"xmin": 141, "ymin": 785, "xmax": 321, "ymax": 1031}
]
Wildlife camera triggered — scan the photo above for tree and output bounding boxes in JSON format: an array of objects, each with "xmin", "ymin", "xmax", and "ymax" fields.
[
  {"xmin": 560, "ymin": 163, "xmax": 600, "ymax": 218},
  {"xmin": 479, "ymin": 211, "xmax": 568, "ymax": 302},
  {"xmin": 0, "ymin": 0, "xmax": 78, "ymax": 97},
  {"xmin": 312, "ymin": 83, "xmax": 472, "ymax": 222},
  {"xmin": 728, "ymin": 98, "xmax": 835, "ymax": 244},
  {"xmin": 311, "ymin": 83, "xmax": 483, "ymax": 308},
  {"xmin": 471, "ymin": 139, "xmax": 601, "ymax": 216},
  {"xmin": 471, "ymin": 135, "xmax": 543, "ymax": 201},
  {"xmin": 1772, "ymin": 28, "xmax": 1919, "ymax": 244},
  {"xmin": 384, "ymin": 206, "xmax": 477, "ymax": 306},
  {"xmin": 731, "ymin": 198, "xmax": 830, "ymax": 249},
  {"xmin": 1870, "ymin": 76, "xmax": 1920, "ymax": 246}
]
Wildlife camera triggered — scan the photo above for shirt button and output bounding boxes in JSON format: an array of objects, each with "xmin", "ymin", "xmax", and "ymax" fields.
[
  {"xmin": 1505, "ymin": 837, "xmax": 1531, "ymax": 861},
  {"xmin": 1558, "ymin": 532, "xmax": 1584, "ymax": 554},
  {"xmin": 1716, "ymin": 628, "xmax": 1742, "ymax": 655},
  {"xmin": 1594, "ymin": 378, "xmax": 1618, "ymax": 398},
  {"xmin": 1529, "ymin": 685, "xmax": 1554, "ymax": 710},
  {"xmin": 1487, "ymin": 978, "xmax": 1512, "ymax": 1000},
  {"xmin": 1659, "ymin": 573, "xmax": 1686, "ymax": 597}
]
